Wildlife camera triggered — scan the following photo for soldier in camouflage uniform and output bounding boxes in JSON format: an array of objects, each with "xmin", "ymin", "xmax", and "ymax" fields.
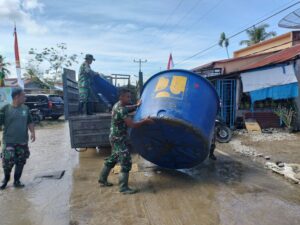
[
  {"xmin": 78, "ymin": 54, "xmax": 96, "ymax": 115},
  {"xmin": 98, "ymin": 89, "xmax": 153, "ymax": 194},
  {"xmin": 0, "ymin": 88, "xmax": 36, "ymax": 189}
]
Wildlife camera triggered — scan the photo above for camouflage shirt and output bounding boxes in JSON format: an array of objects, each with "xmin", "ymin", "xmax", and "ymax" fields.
[
  {"xmin": 110, "ymin": 101, "xmax": 129, "ymax": 140},
  {"xmin": 78, "ymin": 62, "xmax": 92, "ymax": 89}
]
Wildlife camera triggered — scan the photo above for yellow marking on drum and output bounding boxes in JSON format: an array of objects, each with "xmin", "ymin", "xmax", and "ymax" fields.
[
  {"xmin": 170, "ymin": 76, "xmax": 187, "ymax": 95},
  {"xmin": 155, "ymin": 91, "xmax": 170, "ymax": 98},
  {"xmin": 155, "ymin": 77, "xmax": 169, "ymax": 92}
]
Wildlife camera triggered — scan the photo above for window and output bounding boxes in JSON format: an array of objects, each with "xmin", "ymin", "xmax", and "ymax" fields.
[
  {"xmin": 49, "ymin": 95, "xmax": 63, "ymax": 103},
  {"xmin": 25, "ymin": 96, "xmax": 37, "ymax": 103}
]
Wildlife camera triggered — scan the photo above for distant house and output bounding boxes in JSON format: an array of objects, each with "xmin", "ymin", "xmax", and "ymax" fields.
[
  {"xmin": 24, "ymin": 78, "xmax": 63, "ymax": 96},
  {"xmin": 192, "ymin": 31, "xmax": 300, "ymax": 130}
]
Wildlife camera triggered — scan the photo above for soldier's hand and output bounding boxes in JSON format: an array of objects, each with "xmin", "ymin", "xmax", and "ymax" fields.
[
  {"xmin": 144, "ymin": 117, "xmax": 154, "ymax": 124},
  {"xmin": 136, "ymin": 99, "xmax": 142, "ymax": 107},
  {"xmin": 31, "ymin": 133, "xmax": 36, "ymax": 143}
]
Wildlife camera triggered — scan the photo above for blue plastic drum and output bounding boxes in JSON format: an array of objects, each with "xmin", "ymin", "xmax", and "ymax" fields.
[{"xmin": 130, "ymin": 69, "xmax": 219, "ymax": 169}]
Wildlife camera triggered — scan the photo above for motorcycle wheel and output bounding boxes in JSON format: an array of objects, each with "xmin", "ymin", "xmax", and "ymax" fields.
[{"xmin": 215, "ymin": 125, "xmax": 232, "ymax": 143}]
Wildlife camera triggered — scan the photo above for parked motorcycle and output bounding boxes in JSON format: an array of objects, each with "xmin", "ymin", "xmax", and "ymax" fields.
[
  {"xmin": 215, "ymin": 117, "xmax": 232, "ymax": 143},
  {"xmin": 30, "ymin": 109, "xmax": 42, "ymax": 124}
]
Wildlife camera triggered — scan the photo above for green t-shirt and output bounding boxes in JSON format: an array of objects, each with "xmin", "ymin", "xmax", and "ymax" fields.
[{"xmin": 0, "ymin": 104, "xmax": 33, "ymax": 144}]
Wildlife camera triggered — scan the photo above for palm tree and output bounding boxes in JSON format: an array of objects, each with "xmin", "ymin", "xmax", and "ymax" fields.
[
  {"xmin": 0, "ymin": 55, "xmax": 11, "ymax": 86},
  {"xmin": 0, "ymin": 55, "xmax": 11, "ymax": 77},
  {"xmin": 240, "ymin": 24, "xmax": 276, "ymax": 46},
  {"xmin": 219, "ymin": 32, "xmax": 230, "ymax": 58}
]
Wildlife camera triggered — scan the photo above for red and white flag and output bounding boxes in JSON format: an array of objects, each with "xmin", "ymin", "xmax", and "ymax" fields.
[
  {"xmin": 14, "ymin": 24, "xmax": 24, "ymax": 88},
  {"xmin": 167, "ymin": 53, "xmax": 174, "ymax": 70}
]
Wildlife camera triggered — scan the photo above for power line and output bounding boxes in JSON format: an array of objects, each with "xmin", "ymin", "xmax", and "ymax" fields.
[
  {"xmin": 161, "ymin": 0, "xmax": 204, "ymax": 39},
  {"xmin": 226, "ymin": 0, "xmax": 299, "ymax": 37},
  {"xmin": 176, "ymin": 1, "xmax": 300, "ymax": 66},
  {"xmin": 144, "ymin": 0, "xmax": 185, "ymax": 46},
  {"xmin": 144, "ymin": 0, "xmax": 203, "ymax": 52},
  {"xmin": 167, "ymin": 0, "xmax": 225, "ymax": 48}
]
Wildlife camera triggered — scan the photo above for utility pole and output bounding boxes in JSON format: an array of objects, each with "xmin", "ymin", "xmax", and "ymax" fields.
[{"xmin": 134, "ymin": 59, "xmax": 147, "ymax": 97}]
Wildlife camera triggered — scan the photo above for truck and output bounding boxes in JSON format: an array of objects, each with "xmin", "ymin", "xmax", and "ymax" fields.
[{"xmin": 62, "ymin": 68, "xmax": 133, "ymax": 150}]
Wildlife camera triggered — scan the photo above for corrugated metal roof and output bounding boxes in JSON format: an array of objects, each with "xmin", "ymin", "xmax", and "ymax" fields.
[
  {"xmin": 192, "ymin": 52, "xmax": 273, "ymax": 71},
  {"xmin": 192, "ymin": 52, "xmax": 275, "ymax": 75},
  {"xmin": 241, "ymin": 44, "xmax": 300, "ymax": 71}
]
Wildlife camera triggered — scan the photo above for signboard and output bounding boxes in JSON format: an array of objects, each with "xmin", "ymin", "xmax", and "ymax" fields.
[
  {"xmin": 0, "ymin": 87, "xmax": 12, "ymax": 109},
  {"xmin": 4, "ymin": 78, "xmax": 18, "ymax": 87}
]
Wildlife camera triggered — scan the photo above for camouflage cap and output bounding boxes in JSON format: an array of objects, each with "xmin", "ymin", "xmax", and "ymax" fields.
[{"xmin": 85, "ymin": 54, "xmax": 95, "ymax": 61}]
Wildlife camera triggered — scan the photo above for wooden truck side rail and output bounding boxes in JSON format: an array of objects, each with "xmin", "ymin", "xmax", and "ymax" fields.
[{"xmin": 62, "ymin": 69, "xmax": 111, "ymax": 149}]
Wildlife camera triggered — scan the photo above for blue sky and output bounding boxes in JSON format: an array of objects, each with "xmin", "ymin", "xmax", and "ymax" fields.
[{"xmin": 0, "ymin": 0, "xmax": 299, "ymax": 84}]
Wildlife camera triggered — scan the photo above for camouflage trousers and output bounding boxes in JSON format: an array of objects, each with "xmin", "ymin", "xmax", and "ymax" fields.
[
  {"xmin": 105, "ymin": 137, "xmax": 132, "ymax": 173},
  {"xmin": 1, "ymin": 144, "xmax": 30, "ymax": 173},
  {"xmin": 79, "ymin": 87, "xmax": 89, "ymax": 102}
]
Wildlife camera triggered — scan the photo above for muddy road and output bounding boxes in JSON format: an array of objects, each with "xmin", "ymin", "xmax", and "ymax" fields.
[
  {"xmin": 0, "ymin": 121, "xmax": 78, "ymax": 225},
  {"xmin": 1, "ymin": 122, "xmax": 300, "ymax": 225}
]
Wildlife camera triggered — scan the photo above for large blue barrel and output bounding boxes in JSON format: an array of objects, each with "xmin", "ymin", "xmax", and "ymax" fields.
[
  {"xmin": 91, "ymin": 75, "xmax": 118, "ymax": 105},
  {"xmin": 130, "ymin": 69, "xmax": 219, "ymax": 169}
]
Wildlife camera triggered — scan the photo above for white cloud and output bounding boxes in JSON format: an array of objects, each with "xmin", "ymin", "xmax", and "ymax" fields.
[
  {"xmin": 0, "ymin": 0, "xmax": 46, "ymax": 35},
  {"xmin": 22, "ymin": 0, "xmax": 43, "ymax": 11}
]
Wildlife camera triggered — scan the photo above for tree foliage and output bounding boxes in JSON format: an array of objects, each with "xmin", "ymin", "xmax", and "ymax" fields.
[
  {"xmin": 28, "ymin": 43, "xmax": 80, "ymax": 82},
  {"xmin": 219, "ymin": 32, "xmax": 230, "ymax": 58},
  {"xmin": 0, "ymin": 55, "xmax": 11, "ymax": 77},
  {"xmin": 240, "ymin": 24, "xmax": 276, "ymax": 46}
]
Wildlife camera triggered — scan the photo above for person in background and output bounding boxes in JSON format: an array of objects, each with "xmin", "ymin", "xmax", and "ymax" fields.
[
  {"xmin": 209, "ymin": 133, "xmax": 217, "ymax": 160},
  {"xmin": 78, "ymin": 54, "xmax": 96, "ymax": 115},
  {"xmin": 0, "ymin": 88, "xmax": 35, "ymax": 189},
  {"xmin": 98, "ymin": 88, "xmax": 153, "ymax": 194}
]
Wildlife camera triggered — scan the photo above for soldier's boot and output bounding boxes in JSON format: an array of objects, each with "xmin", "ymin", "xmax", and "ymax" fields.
[
  {"xmin": 13, "ymin": 164, "xmax": 25, "ymax": 188},
  {"xmin": 209, "ymin": 153, "xmax": 217, "ymax": 161},
  {"xmin": 119, "ymin": 172, "xmax": 138, "ymax": 194},
  {"xmin": 87, "ymin": 102, "xmax": 95, "ymax": 115},
  {"xmin": 98, "ymin": 165, "xmax": 113, "ymax": 187},
  {"xmin": 0, "ymin": 170, "xmax": 11, "ymax": 190},
  {"xmin": 78, "ymin": 102, "xmax": 85, "ymax": 115},
  {"xmin": 209, "ymin": 143, "xmax": 217, "ymax": 161}
]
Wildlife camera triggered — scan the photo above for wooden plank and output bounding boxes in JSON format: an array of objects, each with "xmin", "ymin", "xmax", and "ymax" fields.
[
  {"xmin": 62, "ymin": 68, "xmax": 78, "ymax": 120},
  {"xmin": 245, "ymin": 121, "xmax": 262, "ymax": 133},
  {"xmin": 69, "ymin": 114, "xmax": 112, "ymax": 148}
]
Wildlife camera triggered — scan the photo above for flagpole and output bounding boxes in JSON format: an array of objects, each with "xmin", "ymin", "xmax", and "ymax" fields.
[{"xmin": 14, "ymin": 23, "xmax": 24, "ymax": 88}]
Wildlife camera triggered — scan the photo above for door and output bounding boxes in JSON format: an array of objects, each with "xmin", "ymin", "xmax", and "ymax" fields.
[{"xmin": 215, "ymin": 79, "xmax": 236, "ymax": 128}]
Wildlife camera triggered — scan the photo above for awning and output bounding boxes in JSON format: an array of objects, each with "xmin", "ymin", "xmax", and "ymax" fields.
[
  {"xmin": 241, "ymin": 64, "xmax": 298, "ymax": 92},
  {"xmin": 249, "ymin": 82, "xmax": 299, "ymax": 103}
]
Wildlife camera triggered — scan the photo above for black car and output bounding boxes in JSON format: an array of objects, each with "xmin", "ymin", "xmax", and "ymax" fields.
[{"xmin": 25, "ymin": 94, "xmax": 64, "ymax": 120}]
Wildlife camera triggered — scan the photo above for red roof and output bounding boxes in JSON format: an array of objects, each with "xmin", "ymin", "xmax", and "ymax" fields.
[{"xmin": 241, "ymin": 44, "xmax": 300, "ymax": 71}]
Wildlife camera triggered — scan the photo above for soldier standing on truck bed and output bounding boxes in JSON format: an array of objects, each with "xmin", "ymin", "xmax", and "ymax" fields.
[
  {"xmin": 0, "ymin": 88, "xmax": 36, "ymax": 189},
  {"xmin": 78, "ymin": 54, "xmax": 97, "ymax": 115},
  {"xmin": 98, "ymin": 88, "xmax": 153, "ymax": 194}
]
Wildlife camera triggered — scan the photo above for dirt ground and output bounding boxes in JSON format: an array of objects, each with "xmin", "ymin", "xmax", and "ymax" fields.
[
  {"xmin": 1, "ymin": 122, "xmax": 300, "ymax": 225},
  {"xmin": 70, "ymin": 133, "xmax": 300, "ymax": 225}
]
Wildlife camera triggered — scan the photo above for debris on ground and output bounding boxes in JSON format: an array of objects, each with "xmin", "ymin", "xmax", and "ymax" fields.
[
  {"xmin": 113, "ymin": 163, "xmax": 139, "ymax": 174},
  {"xmin": 34, "ymin": 170, "xmax": 65, "ymax": 179},
  {"xmin": 265, "ymin": 162, "xmax": 300, "ymax": 184},
  {"xmin": 249, "ymin": 132, "xmax": 297, "ymax": 142},
  {"xmin": 229, "ymin": 131, "xmax": 300, "ymax": 185}
]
